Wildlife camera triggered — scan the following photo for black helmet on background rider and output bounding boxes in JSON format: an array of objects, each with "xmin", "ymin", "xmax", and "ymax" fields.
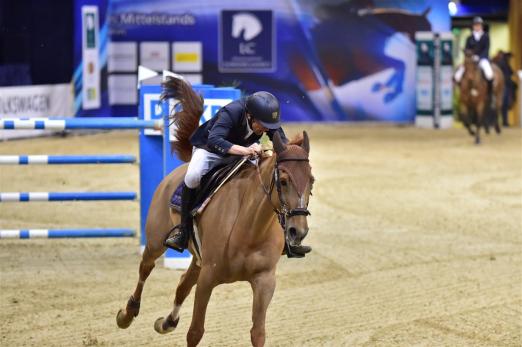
[
  {"xmin": 246, "ymin": 91, "xmax": 281, "ymax": 130},
  {"xmin": 473, "ymin": 16, "xmax": 484, "ymax": 25}
]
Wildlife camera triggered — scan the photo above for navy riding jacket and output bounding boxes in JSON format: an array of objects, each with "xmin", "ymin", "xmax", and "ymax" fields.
[
  {"xmin": 465, "ymin": 32, "xmax": 490, "ymax": 60},
  {"xmin": 190, "ymin": 98, "xmax": 288, "ymax": 156}
]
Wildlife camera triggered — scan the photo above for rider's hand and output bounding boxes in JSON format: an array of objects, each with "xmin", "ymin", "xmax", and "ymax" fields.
[
  {"xmin": 228, "ymin": 145, "xmax": 256, "ymax": 156},
  {"xmin": 248, "ymin": 143, "xmax": 263, "ymax": 154}
]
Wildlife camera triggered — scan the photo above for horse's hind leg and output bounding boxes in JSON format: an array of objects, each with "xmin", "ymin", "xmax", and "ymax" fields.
[
  {"xmin": 116, "ymin": 245, "xmax": 163, "ymax": 328},
  {"xmin": 154, "ymin": 256, "xmax": 201, "ymax": 334},
  {"xmin": 494, "ymin": 96, "xmax": 502, "ymax": 134}
]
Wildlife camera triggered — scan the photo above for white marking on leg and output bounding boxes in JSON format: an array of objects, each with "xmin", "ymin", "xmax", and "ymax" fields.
[{"xmin": 172, "ymin": 304, "xmax": 181, "ymax": 319}]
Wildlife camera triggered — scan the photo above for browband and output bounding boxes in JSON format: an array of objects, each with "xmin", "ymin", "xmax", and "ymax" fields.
[{"xmin": 277, "ymin": 158, "xmax": 309, "ymax": 163}]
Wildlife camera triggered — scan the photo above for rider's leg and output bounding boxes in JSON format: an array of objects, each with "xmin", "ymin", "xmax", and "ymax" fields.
[
  {"xmin": 479, "ymin": 58, "xmax": 495, "ymax": 106},
  {"xmin": 165, "ymin": 148, "xmax": 222, "ymax": 252},
  {"xmin": 454, "ymin": 65, "xmax": 465, "ymax": 84}
]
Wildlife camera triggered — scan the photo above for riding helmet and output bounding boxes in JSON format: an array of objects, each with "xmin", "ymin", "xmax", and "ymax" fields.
[
  {"xmin": 246, "ymin": 91, "xmax": 281, "ymax": 129},
  {"xmin": 473, "ymin": 16, "xmax": 484, "ymax": 25}
]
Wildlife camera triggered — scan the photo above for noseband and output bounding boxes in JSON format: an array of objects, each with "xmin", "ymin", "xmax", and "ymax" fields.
[{"xmin": 256, "ymin": 156, "xmax": 311, "ymax": 231}]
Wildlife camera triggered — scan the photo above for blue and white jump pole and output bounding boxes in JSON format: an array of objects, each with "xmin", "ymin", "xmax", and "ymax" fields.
[
  {"xmin": 0, "ymin": 229, "xmax": 135, "ymax": 239},
  {"xmin": 0, "ymin": 117, "xmax": 162, "ymax": 130},
  {"xmin": 0, "ymin": 117, "xmax": 158, "ymax": 241},
  {"xmin": 0, "ymin": 192, "xmax": 136, "ymax": 202},
  {"xmin": 0, "ymin": 155, "xmax": 136, "ymax": 165},
  {"xmin": 0, "ymin": 83, "xmax": 240, "ymax": 270}
]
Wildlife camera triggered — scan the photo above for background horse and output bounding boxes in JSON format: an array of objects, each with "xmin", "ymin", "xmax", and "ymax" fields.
[
  {"xmin": 116, "ymin": 78, "xmax": 314, "ymax": 347},
  {"xmin": 458, "ymin": 49, "xmax": 504, "ymax": 144}
]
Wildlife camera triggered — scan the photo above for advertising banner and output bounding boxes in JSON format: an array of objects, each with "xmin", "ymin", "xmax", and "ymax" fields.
[
  {"xmin": 81, "ymin": 6, "xmax": 101, "ymax": 110},
  {"xmin": 0, "ymin": 83, "xmax": 74, "ymax": 139},
  {"xmin": 74, "ymin": 0, "xmax": 450, "ymax": 122}
]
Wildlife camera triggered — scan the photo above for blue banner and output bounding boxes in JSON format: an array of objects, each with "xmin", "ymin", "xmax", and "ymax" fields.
[{"xmin": 74, "ymin": 0, "xmax": 450, "ymax": 122}]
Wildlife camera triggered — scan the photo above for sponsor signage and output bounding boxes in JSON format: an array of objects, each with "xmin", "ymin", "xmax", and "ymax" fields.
[
  {"xmin": 81, "ymin": 6, "xmax": 101, "ymax": 109},
  {"xmin": 0, "ymin": 83, "xmax": 73, "ymax": 139},
  {"xmin": 219, "ymin": 10, "xmax": 275, "ymax": 72},
  {"xmin": 108, "ymin": 42, "xmax": 137, "ymax": 72}
]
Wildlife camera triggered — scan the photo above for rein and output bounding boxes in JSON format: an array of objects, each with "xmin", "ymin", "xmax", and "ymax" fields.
[{"xmin": 255, "ymin": 155, "xmax": 311, "ymax": 231}]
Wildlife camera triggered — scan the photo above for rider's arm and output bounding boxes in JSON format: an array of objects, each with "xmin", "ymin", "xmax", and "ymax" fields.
[
  {"xmin": 228, "ymin": 145, "xmax": 255, "ymax": 156},
  {"xmin": 465, "ymin": 36, "xmax": 473, "ymax": 50},
  {"xmin": 208, "ymin": 110, "xmax": 255, "ymax": 156},
  {"xmin": 207, "ymin": 110, "xmax": 235, "ymax": 155},
  {"xmin": 478, "ymin": 34, "xmax": 490, "ymax": 59}
]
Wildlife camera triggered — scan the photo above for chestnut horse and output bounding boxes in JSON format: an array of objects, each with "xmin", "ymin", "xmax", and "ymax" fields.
[
  {"xmin": 458, "ymin": 49, "xmax": 504, "ymax": 144},
  {"xmin": 116, "ymin": 78, "xmax": 314, "ymax": 346}
]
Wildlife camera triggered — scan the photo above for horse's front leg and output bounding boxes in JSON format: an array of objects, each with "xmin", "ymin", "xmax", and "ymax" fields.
[
  {"xmin": 476, "ymin": 103, "xmax": 486, "ymax": 144},
  {"xmin": 462, "ymin": 114, "xmax": 475, "ymax": 136},
  {"xmin": 250, "ymin": 271, "xmax": 276, "ymax": 347},
  {"xmin": 187, "ymin": 267, "xmax": 216, "ymax": 347},
  {"xmin": 459, "ymin": 104, "xmax": 475, "ymax": 136}
]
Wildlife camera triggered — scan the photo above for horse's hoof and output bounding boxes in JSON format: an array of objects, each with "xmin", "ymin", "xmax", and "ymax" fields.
[
  {"xmin": 116, "ymin": 309, "xmax": 134, "ymax": 329},
  {"xmin": 154, "ymin": 315, "xmax": 179, "ymax": 334}
]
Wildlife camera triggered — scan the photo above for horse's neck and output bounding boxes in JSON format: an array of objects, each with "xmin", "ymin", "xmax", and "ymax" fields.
[{"xmin": 241, "ymin": 155, "xmax": 279, "ymax": 241}]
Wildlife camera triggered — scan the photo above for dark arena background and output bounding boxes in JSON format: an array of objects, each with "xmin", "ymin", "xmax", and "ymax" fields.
[{"xmin": 1, "ymin": 0, "xmax": 521, "ymax": 346}]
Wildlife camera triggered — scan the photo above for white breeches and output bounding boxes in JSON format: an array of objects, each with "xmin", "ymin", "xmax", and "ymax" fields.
[
  {"xmin": 479, "ymin": 58, "xmax": 493, "ymax": 80},
  {"xmin": 454, "ymin": 58, "xmax": 493, "ymax": 82},
  {"xmin": 184, "ymin": 148, "xmax": 223, "ymax": 189},
  {"xmin": 454, "ymin": 65, "xmax": 465, "ymax": 82}
]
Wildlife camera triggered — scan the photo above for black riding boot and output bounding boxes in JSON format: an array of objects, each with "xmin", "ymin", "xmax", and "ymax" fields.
[{"xmin": 164, "ymin": 186, "xmax": 197, "ymax": 252}]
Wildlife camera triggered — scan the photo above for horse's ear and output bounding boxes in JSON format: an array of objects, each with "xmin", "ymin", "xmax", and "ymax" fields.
[
  {"xmin": 301, "ymin": 131, "xmax": 310, "ymax": 154},
  {"xmin": 273, "ymin": 131, "xmax": 286, "ymax": 154}
]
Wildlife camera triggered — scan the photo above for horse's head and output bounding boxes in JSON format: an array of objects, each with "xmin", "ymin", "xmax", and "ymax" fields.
[
  {"xmin": 272, "ymin": 131, "xmax": 314, "ymax": 255},
  {"xmin": 463, "ymin": 49, "xmax": 477, "ymax": 71},
  {"xmin": 460, "ymin": 49, "xmax": 483, "ymax": 99}
]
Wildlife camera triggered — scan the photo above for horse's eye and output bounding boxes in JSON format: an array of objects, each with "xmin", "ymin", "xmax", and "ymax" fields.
[{"xmin": 281, "ymin": 180, "xmax": 288, "ymax": 187}]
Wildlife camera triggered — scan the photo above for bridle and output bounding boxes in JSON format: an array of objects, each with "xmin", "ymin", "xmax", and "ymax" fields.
[{"xmin": 255, "ymin": 155, "xmax": 311, "ymax": 231}]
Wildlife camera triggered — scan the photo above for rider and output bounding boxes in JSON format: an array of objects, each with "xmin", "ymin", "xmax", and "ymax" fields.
[
  {"xmin": 454, "ymin": 16, "xmax": 494, "ymax": 104},
  {"xmin": 165, "ymin": 91, "xmax": 288, "ymax": 252}
]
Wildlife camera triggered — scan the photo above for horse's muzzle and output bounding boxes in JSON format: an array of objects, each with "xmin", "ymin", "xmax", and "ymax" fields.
[{"xmin": 285, "ymin": 225, "xmax": 311, "ymax": 258}]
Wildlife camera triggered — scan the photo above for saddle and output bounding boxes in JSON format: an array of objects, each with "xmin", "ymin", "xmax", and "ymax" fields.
[{"xmin": 170, "ymin": 156, "xmax": 250, "ymax": 216}]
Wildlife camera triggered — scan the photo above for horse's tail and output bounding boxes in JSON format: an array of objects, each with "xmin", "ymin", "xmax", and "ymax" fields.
[{"xmin": 161, "ymin": 76, "xmax": 204, "ymax": 162}]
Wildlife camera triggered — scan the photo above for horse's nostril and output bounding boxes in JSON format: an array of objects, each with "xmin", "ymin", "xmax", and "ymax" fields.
[{"xmin": 288, "ymin": 227, "xmax": 297, "ymax": 240}]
